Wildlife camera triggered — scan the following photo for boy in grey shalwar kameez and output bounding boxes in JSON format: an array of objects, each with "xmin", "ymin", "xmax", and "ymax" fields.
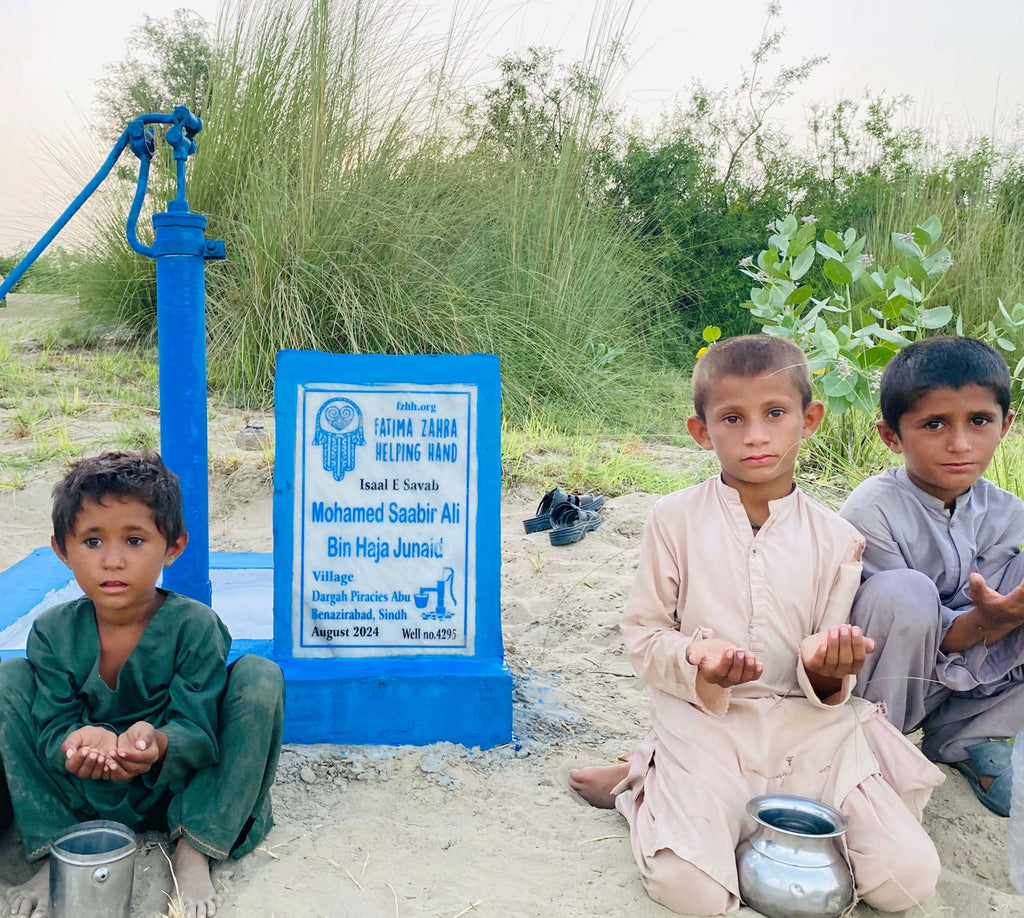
[{"xmin": 841, "ymin": 336, "xmax": 1024, "ymax": 817}]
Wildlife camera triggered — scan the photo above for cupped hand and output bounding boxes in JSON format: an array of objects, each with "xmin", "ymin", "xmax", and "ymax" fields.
[
  {"xmin": 62, "ymin": 725, "xmax": 118, "ymax": 780},
  {"xmin": 102, "ymin": 721, "xmax": 162, "ymax": 780},
  {"xmin": 967, "ymin": 572, "xmax": 1024, "ymax": 628},
  {"xmin": 800, "ymin": 625, "xmax": 875, "ymax": 681},
  {"xmin": 686, "ymin": 638, "xmax": 763, "ymax": 687}
]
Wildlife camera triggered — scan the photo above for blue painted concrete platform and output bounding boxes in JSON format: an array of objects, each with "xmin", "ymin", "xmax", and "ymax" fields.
[
  {"xmin": 0, "ymin": 548, "xmax": 273, "ymax": 660},
  {"xmin": 0, "ymin": 548, "xmax": 511, "ymax": 748}
]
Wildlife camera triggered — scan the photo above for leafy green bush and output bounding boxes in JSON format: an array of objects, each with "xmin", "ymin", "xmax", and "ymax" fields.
[
  {"xmin": 738, "ymin": 212, "xmax": 1024, "ymax": 465},
  {"xmin": 69, "ymin": 0, "xmax": 1024, "ymax": 456}
]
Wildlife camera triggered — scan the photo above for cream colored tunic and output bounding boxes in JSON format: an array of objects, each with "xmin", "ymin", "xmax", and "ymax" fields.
[{"xmin": 615, "ymin": 476, "xmax": 944, "ymax": 898}]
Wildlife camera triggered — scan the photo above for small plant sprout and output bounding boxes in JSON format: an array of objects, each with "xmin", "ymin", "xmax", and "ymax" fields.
[{"xmin": 697, "ymin": 325, "xmax": 722, "ymax": 358}]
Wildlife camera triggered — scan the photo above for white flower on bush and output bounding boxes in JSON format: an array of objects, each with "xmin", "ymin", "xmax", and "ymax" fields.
[
  {"xmin": 835, "ymin": 357, "xmax": 855, "ymax": 380},
  {"xmin": 801, "ymin": 214, "xmax": 819, "ymax": 224}
]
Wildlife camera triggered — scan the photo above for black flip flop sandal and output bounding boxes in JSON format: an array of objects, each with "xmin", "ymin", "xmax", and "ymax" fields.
[
  {"xmin": 523, "ymin": 488, "xmax": 605, "ymax": 533},
  {"xmin": 549, "ymin": 503, "xmax": 604, "ymax": 546}
]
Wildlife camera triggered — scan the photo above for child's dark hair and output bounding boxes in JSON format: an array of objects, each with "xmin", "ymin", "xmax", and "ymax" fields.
[
  {"xmin": 692, "ymin": 334, "xmax": 812, "ymax": 420},
  {"xmin": 52, "ymin": 450, "xmax": 185, "ymax": 553},
  {"xmin": 879, "ymin": 336, "xmax": 1011, "ymax": 434}
]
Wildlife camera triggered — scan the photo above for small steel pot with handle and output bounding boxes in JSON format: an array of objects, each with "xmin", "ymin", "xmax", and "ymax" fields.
[
  {"xmin": 736, "ymin": 794, "xmax": 855, "ymax": 918},
  {"xmin": 49, "ymin": 819, "xmax": 136, "ymax": 918}
]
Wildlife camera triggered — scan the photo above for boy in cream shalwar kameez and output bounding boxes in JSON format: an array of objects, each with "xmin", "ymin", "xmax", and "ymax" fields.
[{"xmin": 572, "ymin": 336, "xmax": 943, "ymax": 916}]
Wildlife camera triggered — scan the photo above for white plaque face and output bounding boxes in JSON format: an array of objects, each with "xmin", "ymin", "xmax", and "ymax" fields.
[{"xmin": 292, "ymin": 383, "xmax": 477, "ymax": 657}]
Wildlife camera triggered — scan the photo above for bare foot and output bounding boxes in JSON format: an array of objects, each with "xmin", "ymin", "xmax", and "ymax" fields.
[
  {"xmin": 569, "ymin": 761, "xmax": 630, "ymax": 809},
  {"xmin": 6, "ymin": 858, "xmax": 49, "ymax": 918},
  {"xmin": 170, "ymin": 840, "xmax": 223, "ymax": 918}
]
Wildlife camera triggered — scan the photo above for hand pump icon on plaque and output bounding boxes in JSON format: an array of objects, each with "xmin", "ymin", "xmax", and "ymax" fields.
[{"xmin": 415, "ymin": 568, "xmax": 456, "ymax": 620}]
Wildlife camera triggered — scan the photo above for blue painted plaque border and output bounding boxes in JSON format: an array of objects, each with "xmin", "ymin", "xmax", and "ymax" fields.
[{"xmin": 273, "ymin": 351, "xmax": 510, "ymax": 746}]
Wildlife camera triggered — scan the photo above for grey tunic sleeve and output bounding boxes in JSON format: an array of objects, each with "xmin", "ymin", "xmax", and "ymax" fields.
[{"xmin": 841, "ymin": 468, "xmax": 1024, "ymax": 683}]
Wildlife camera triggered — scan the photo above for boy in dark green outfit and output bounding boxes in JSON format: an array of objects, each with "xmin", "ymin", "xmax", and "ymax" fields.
[{"xmin": 0, "ymin": 451, "xmax": 284, "ymax": 918}]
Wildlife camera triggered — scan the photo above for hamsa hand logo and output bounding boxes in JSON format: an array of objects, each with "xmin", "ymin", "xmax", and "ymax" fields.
[{"xmin": 313, "ymin": 397, "xmax": 364, "ymax": 481}]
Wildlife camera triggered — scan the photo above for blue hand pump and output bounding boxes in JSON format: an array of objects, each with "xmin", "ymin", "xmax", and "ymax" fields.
[{"xmin": 0, "ymin": 107, "xmax": 225, "ymax": 605}]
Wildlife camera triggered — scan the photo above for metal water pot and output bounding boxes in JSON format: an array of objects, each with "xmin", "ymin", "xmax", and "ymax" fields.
[
  {"xmin": 49, "ymin": 820, "xmax": 136, "ymax": 918},
  {"xmin": 736, "ymin": 794, "xmax": 855, "ymax": 918}
]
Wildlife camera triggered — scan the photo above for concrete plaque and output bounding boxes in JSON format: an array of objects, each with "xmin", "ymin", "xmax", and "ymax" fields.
[{"xmin": 273, "ymin": 351, "xmax": 510, "ymax": 746}]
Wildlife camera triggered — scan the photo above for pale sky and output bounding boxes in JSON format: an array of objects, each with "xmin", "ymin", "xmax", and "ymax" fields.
[{"xmin": 1, "ymin": 0, "xmax": 1022, "ymax": 249}]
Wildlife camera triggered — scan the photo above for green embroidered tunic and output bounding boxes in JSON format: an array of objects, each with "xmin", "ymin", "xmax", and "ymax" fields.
[
  {"xmin": 30, "ymin": 592, "xmax": 231, "ymax": 816},
  {"xmin": 0, "ymin": 591, "xmax": 283, "ymax": 861}
]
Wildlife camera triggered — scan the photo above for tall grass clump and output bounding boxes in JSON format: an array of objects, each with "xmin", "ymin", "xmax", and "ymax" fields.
[
  {"xmin": 74, "ymin": 0, "xmax": 683, "ymax": 430},
  {"xmin": 856, "ymin": 148, "xmax": 1024, "ymax": 331},
  {"xmin": 795, "ymin": 95, "xmax": 1024, "ymax": 336}
]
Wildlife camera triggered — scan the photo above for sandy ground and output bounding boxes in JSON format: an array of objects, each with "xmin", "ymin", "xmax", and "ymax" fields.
[
  {"xmin": 0, "ymin": 301, "xmax": 1021, "ymax": 917},
  {"xmin": 0, "ymin": 471, "xmax": 1021, "ymax": 917}
]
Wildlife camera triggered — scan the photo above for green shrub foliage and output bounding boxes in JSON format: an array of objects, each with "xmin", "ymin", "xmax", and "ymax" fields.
[{"xmin": 73, "ymin": 0, "xmax": 1024, "ymax": 440}]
